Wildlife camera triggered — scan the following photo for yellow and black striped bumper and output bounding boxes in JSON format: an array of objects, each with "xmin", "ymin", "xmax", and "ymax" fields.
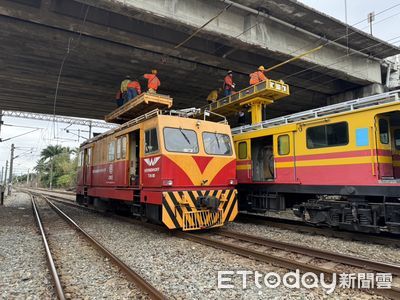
[{"xmin": 162, "ymin": 189, "xmax": 238, "ymax": 230}]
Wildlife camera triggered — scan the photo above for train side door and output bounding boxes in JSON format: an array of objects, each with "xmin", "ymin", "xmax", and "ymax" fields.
[
  {"xmin": 235, "ymin": 140, "xmax": 252, "ymax": 183},
  {"xmin": 129, "ymin": 130, "xmax": 140, "ymax": 186},
  {"xmin": 83, "ymin": 147, "xmax": 93, "ymax": 185},
  {"xmin": 392, "ymin": 127, "xmax": 400, "ymax": 178},
  {"xmin": 251, "ymin": 135, "xmax": 274, "ymax": 181},
  {"xmin": 274, "ymin": 132, "xmax": 295, "ymax": 182},
  {"xmin": 375, "ymin": 115, "xmax": 393, "ymax": 178}
]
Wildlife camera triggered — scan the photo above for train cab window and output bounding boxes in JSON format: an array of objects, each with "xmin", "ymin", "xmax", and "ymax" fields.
[
  {"xmin": 108, "ymin": 141, "xmax": 115, "ymax": 161},
  {"xmin": 203, "ymin": 132, "xmax": 232, "ymax": 155},
  {"xmin": 379, "ymin": 119, "xmax": 389, "ymax": 144},
  {"xmin": 238, "ymin": 142, "xmax": 247, "ymax": 159},
  {"xmin": 145, "ymin": 128, "xmax": 159, "ymax": 154},
  {"xmin": 164, "ymin": 127, "xmax": 198, "ymax": 153},
  {"xmin": 121, "ymin": 136, "xmax": 127, "ymax": 159},
  {"xmin": 394, "ymin": 129, "xmax": 400, "ymax": 150},
  {"xmin": 278, "ymin": 135, "xmax": 290, "ymax": 155},
  {"xmin": 307, "ymin": 122, "xmax": 348, "ymax": 149}
]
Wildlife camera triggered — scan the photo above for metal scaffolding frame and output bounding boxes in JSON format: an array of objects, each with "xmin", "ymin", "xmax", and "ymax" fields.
[{"xmin": 1, "ymin": 110, "xmax": 117, "ymax": 129}]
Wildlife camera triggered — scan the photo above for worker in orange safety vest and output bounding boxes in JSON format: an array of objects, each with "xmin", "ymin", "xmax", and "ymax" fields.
[
  {"xmin": 249, "ymin": 65, "xmax": 267, "ymax": 85},
  {"xmin": 127, "ymin": 80, "xmax": 142, "ymax": 102},
  {"xmin": 143, "ymin": 69, "xmax": 161, "ymax": 93},
  {"xmin": 223, "ymin": 70, "xmax": 235, "ymax": 97}
]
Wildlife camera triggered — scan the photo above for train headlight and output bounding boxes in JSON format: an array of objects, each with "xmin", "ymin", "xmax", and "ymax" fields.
[
  {"xmin": 229, "ymin": 179, "xmax": 237, "ymax": 185},
  {"xmin": 162, "ymin": 179, "xmax": 174, "ymax": 186}
]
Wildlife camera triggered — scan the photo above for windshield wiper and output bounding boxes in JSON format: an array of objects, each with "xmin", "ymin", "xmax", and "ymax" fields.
[
  {"xmin": 214, "ymin": 132, "xmax": 221, "ymax": 149},
  {"xmin": 179, "ymin": 128, "xmax": 191, "ymax": 145}
]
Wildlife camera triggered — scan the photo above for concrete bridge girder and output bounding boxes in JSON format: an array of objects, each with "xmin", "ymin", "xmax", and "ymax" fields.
[{"xmin": 78, "ymin": 0, "xmax": 382, "ymax": 85}]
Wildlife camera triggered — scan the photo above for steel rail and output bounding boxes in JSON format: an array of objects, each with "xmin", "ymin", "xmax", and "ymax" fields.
[
  {"xmin": 31, "ymin": 191, "xmax": 400, "ymax": 298},
  {"xmin": 176, "ymin": 232, "xmax": 400, "ymax": 299},
  {"xmin": 30, "ymin": 194, "xmax": 66, "ymax": 300},
  {"xmin": 217, "ymin": 230, "xmax": 400, "ymax": 276},
  {"xmin": 40, "ymin": 195, "xmax": 166, "ymax": 300}
]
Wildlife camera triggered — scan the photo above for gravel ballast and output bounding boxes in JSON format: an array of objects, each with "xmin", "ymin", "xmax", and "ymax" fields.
[
  {"xmin": 0, "ymin": 192, "xmax": 54, "ymax": 299},
  {"xmin": 50, "ymin": 200, "xmax": 385, "ymax": 299},
  {"xmin": 34, "ymin": 195, "xmax": 146, "ymax": 299}
]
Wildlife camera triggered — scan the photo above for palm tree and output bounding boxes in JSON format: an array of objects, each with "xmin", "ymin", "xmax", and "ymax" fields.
[{"xmin": 39, "ymin": 145, "xmax": 69, "ymax": 189}]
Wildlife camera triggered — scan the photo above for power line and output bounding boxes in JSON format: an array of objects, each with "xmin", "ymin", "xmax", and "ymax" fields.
[
  {"xmin": 53, "ymin": 4, "xmax": 90, "ymax": 139},
  {"xmin": 1, "ymin": 129, "xmax": 41, "ymax": 142}
]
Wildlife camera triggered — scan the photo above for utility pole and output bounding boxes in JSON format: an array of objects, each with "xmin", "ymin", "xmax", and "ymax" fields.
[
  {"xmin": 88, "ymin": 121, "xmax": 92, "ymax": 139},
  {"xmin": 4, "ymin": 160, "xmax": 8, "ymax": 186},
  {"xmin": 0, "ymin": 110, "xmax": 3, "ymax": 141},
  {"xmin": 49, "ymin": 157, "xmax": 53, "ymax": 190},
  {"xmin": 0, "ymin": 166, "xmax": 3, "ymax": 183},
  {"xmin": 368, "ymin": 12, "xmax": 375, "ymax": 35},
  {"xmin": 26, "ymin": 168, "xmax": 30, "ymax": 185},
  {"xmin": 8, "ymin": 144, "xmax": 15, "ymax": 195}
]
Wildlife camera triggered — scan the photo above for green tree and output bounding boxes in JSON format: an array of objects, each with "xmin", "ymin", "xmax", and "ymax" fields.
[{"xmin": 35, "ymin": 145, "xmax": 78, "ymax": 189}]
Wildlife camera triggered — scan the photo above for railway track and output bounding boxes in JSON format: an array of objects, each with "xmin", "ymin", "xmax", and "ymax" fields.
[
  {"xmin": 31, "ymin": 190, "xmax": 400, "ymax": 299},
  {"xmin": 177, "ymin": 230, "xmax": 400, "ymax": 299},
  {"xmin": 29, "ymin": 192, "xmax": 165, "ymax": 300},
  {"xmin": 238, "ymin": 213, "xmax": 400, "ymax": 248},
  {"xmin": 32, "ymin": 188, "xmax": 400, "ymax": 248}
]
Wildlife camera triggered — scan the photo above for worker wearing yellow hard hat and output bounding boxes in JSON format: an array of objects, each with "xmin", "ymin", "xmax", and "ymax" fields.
[{"xmin": 249, "ymin": 65, "xmax": 267, "ymax": 85}]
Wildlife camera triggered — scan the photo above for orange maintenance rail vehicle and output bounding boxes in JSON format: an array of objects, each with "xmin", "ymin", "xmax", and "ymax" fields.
[{"xmin": 76, "ymin": 109, "xmax": 238, "ymax": 231}]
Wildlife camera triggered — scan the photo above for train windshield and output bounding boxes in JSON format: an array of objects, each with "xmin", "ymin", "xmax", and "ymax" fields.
[
  {"xmin": 164, "ymin": 127, "xmax": 199, "ymax": 153},
  {"xmin": 203, "ymin": 132, "xmax": 232, "ymax": 156}
]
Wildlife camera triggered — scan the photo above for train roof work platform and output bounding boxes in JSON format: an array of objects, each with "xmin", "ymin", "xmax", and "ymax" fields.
[
  {"xmin": 196, "ymin": 79, "xmax": 290, "ymax": 124},
  {"xmin": 105, "ymin": 93, "xmax": 173, "ymax": 124}
]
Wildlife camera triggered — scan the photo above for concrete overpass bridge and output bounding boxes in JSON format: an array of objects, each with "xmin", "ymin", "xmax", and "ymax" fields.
[{"xmin": 1, "ymin": 0, "xmax": 399, "ymax": 120}]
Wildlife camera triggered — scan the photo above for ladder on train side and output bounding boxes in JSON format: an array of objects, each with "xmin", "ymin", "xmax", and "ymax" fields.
[{"xmin": 232, "ymin": 90, "xmax": 400, "ymax": 134}]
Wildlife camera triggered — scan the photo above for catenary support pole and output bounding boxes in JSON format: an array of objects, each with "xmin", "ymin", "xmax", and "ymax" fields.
[{"xmin": 8, "ymin": 144, "xmax": 15, "ymax": 196}]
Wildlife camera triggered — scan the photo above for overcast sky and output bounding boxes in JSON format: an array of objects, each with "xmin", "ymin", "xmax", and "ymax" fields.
[{"xmin": 1, "ymin": 0, "xmax": 400, "ymax": 180}]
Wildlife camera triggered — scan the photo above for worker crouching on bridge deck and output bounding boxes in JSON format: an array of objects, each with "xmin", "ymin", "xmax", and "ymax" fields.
[
  {"xmin": 127, "ymin": 80, "xmax": 142, "ymax": 102},
  {"xmin": 249, "ymin": 65, "xmax": 267, "ymax": 85},
  {"xmin": 207, "ymin": 88, "xmax": 222, "ymax": 104},
  {"xmin": 120, "ymin": 75, "xmax": 131, "ymax": 103},
  {"xmin": 144, "ymin": 69, "xmax": 161, "ymax": 94},
  {"xmin": 223, "ymin": 70, "xmax": 235, "ymax": 97}
]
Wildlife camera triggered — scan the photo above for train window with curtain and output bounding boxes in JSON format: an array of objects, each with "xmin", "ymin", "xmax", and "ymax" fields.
[
  {"xmin": 394, "ymin": 129, "xmax": 400, "ymax": 150},
  {"xmin": 164, "ymin": 127, "xmax": 199, "ymax": 153},
  {"xmin": 145, "ymin": 128, "xmax": 159, "ymax": 154},
  {"xmin": 379, "ymin": 119, "xmax": 389, "ymax": 144},
  {"xmin": 108, "ymin": 141, "xmax": 115, "ymax": 161},
  {"xmin": 116, "ymin": 138, "xmax": 121, "ymax": 160},
  {"xmin": 238, "ymin": 142, "xmax": 247, "ymax": 159},
  {"xmin": 278, "ymin": 135, "xmax": 290, "ymax": 155},
  {"xmin": 121, "ymin": 136, "xmax": 127, "ymax": 159},
  {"xmin": 203, "ymin": 132, "xmax": 232, "ymax": 155},
  {"xmin": 306, "ymin": 122, "xmax": 348, "ymax": 149}
]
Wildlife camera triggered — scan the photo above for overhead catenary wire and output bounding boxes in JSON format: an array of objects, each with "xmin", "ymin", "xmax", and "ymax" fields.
[
  {"xmin": 1, "ymin": 129, "xmax": 41, "ymax": 143},
  {"xmin": 173, "ymin": 3, "xmax": 233, "ymax": 50},
  {"xmin": 52, "ymin": 4, "xmax": 90, "ymax": 139},
  {"xmin": 288, "ymin": 39, "xmax": 400, "ymax": 100}
]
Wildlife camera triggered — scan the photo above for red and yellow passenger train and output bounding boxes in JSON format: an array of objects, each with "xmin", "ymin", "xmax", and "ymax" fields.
[
  {"xmin": 76, "ymin": 110, "xmax": 238, "ymax": 231},
  {"xmin": 232, "ymin": 90, "xmax": 400, "ymax": 233}
]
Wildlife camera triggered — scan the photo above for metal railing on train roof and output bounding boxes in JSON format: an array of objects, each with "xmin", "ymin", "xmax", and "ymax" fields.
[
  {"xmin": 232, "ymin": 90, "xmax": 400, "ymax": 134},
  {"xmin": 81, "ymin": 108, "xmax": 227, "ymax": 146}
]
